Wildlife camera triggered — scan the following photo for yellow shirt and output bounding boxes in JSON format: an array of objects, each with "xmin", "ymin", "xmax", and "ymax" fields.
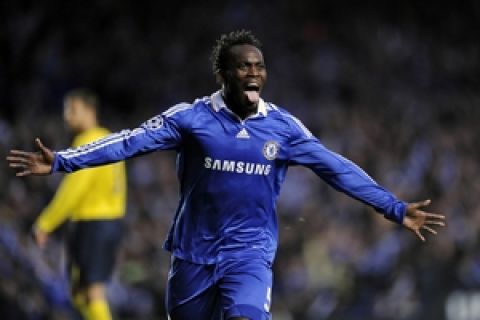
[{"xmin": 35, "ymin": 127, "xmax": 127, "ymax": 233}]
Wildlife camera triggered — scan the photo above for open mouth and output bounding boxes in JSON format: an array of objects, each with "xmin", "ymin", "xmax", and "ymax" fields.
[
  {"xmin": 244, "ymin": 83, "xmax": 260, "ymax": 92},
  {"xmin": 244, "ymin": 84, "xmax": 260, "ymax": 104}
]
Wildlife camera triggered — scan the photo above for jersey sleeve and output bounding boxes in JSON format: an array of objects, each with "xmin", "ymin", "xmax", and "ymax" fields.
[
  {"xmin": 285, "ymin": 114, "xmax": 406, "ymax": 224},
  {"xmin": 35, "ymin": 169, "xmax": 95, "ymax": 232},
  {"xmin": 52, "ymin": 103, "xmax": 192, "ymax": 173}
]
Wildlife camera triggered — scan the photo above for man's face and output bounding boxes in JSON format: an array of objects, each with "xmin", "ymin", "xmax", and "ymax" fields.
[
  {"xmin": 221, "ymin": 44, "xmax": 267, "ymax": 114},
  {"xmin": 63, "ymin": 98, "xmax": 91, "ymax": 132}
]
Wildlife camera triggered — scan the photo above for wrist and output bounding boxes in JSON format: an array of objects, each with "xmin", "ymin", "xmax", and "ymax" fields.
[
  {"xmin": 51, "ymin": 153, "xmax": 60, "ymax": 173},
  {"xmin": 384, "ymin": 201, "xmax": 407, "ymax": 224}
]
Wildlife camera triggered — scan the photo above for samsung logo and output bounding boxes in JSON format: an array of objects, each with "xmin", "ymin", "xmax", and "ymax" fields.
[{"xmin": 204, "ymin": 157, "xmax": 271, "ymax": 176}]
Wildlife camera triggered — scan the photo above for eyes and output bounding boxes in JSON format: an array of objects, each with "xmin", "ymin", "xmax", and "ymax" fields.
[{"xmin": 237, "ymin": 62, "xmax": 266, "ymax": 73}]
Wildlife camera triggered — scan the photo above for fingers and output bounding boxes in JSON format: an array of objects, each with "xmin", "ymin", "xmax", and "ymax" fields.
[
  {"xmin": 7, "ymin": 155, "xmax": 30, "ymax": 176},
  {"xmin": 8, "ymin": 161, "xmax": 27, "ymax": 168},
  {"xmin": 16, "ymin": 170, "xmax": 32, "ymax": 177},
  {"xmin": 8, "ymin": 149, "xmax": 32, "ymax": 157},
  {"xmin": 425, "ymin": 220, "xmax": 446, "ymax": 227},
  {"xmin": 7, "ymin": 151, "xmax": 34, "ymax": 170},
  {"xmin": 7, "ymin": 143, "xmax": 51, "ymax": 177},
  {"xmin": 409, "ymin": 199, "xmax": 431, "ymax": 209},
  {"xmin": 7, "ymin": 155, "xmax": 29, "ymax": 164},
  {"xmin": 422, "ymin": 225, "xmax": 437, "ymax": 235},
  {"xmin": 36, "ymin": 138, "xmax": 47, "ymax": 152},
  {"xmin": 413, "ymin": 217, "xmax": 445, "ymax": 242},
  {"xmin": 35, "ymin": 138, "xmax": 54, "ymax": 163},
  {"xmin": 7, "ymin": 166, "xmax": 32, "ymax": 176},
  {"xmin": 421, "ymin": 199, "xmax": 431, "ymax": 206},
  {"xmin": 405, "ymin": 198, "xmax": 446, "ymax": 242},
  {"xmin": 7, "ymin": 153, "xmax": 32, "ymax": 174},
  {"xmin": 7, "ymin": 150, "xmax": 34, "ymax": 177},
  {"xmin": 415, "ymin": 229, "xmax": 426, "ymax": 242},
  {"xmin": 424, "ymin": 213, "xmax": 446, "ymax": 221}
]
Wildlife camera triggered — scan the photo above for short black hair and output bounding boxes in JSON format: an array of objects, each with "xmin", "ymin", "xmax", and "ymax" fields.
[
  {"xmin": 211, "ymin": 30, "xmax": 262, "ymax": 75},
  {"xmin": 64, "ymin": 88, "xmax": 99, "ymax": 110}
]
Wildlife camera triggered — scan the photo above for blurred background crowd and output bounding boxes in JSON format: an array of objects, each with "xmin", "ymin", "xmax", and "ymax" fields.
[{"xmin": 1, "ymin": 0, "xmax": 480, "ymax": 319}]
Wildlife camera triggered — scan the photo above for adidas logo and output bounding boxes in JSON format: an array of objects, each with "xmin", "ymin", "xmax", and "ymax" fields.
[{"xmin": 236, "ymin": 128, "xmax": 250, "ymax": 139}]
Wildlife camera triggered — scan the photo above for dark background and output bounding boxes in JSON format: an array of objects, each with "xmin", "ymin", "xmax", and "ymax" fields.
[{"xmin": 1, "ymin": 1, "xmax": 479, "ymax": 319}]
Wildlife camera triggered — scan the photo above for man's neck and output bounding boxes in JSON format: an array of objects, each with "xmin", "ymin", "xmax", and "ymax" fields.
[
  {"xmin": 223, "ymin": 94, "xmax": 257, "ymax": 120},
  {"xmin": 78, "ymin": 120, "xmax": 98, "ymax": 133}
]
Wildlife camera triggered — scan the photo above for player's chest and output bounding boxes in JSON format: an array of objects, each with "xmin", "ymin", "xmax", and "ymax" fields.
[{"xmin": 189, "ymin": 116, "xmax": 287, "ymax": 163}]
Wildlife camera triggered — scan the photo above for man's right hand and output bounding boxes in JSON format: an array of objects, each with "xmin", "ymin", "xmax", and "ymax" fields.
[
  {"xmin": 7, "ymin": 138, "xmax": 55, "ymax": 176},
  {"xmin": 32, "ymin": 227, "xmax": 49, "ymax": 249}
]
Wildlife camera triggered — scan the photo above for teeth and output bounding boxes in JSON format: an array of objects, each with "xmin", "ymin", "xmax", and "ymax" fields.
[{"xmin": 246, "ymin": 83, "xmax": 259, "ymax": 90}]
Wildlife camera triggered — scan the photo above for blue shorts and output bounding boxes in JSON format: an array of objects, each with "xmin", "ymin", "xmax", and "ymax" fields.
[
  {"xmin": 67, "ymin": 219, "xmax": 123, "ymax": 288},
  {"xmin": 166, "ymin": 256, "xmax": 272, "ymax": 320}
]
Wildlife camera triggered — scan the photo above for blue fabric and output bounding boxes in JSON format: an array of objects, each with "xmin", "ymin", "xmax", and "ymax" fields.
[
  {"xmin": 53, "ymin": 91, "xmax": 406, "ymax": 265},
  {"xmin": 167, "ymin": 257, "xmax": 272, "ymax": 320},
  {"xmin": 225, "ymin": 304, "xmax": 269, "ymax": 320}
]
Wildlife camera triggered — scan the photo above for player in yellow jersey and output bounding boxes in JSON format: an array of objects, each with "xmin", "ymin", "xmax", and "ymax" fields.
[{"xmin": 33, "ymin": 89, "xmax": 127, "ymax": 320}]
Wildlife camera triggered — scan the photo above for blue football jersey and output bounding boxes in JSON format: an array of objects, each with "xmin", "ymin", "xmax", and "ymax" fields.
[{"xmin": 53, "ymin": 90, "xmax": 406, "ymax": 264}]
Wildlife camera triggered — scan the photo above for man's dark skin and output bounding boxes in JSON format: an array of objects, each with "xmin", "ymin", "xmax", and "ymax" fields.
[
  {"xmin": 221, "ymin": 44, "xmax": 267, "ymax": 120},
  {"xmin": 7, "ymin": 42, "xmax": 445, "ymax": 320}
]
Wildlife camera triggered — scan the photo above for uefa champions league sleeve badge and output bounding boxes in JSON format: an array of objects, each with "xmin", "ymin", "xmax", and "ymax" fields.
[{"xmin": 143, "ymin": 115, "xmax": 164, "ymax": 130}]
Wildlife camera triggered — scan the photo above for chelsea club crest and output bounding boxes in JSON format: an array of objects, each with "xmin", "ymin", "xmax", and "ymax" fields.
[{"xmin": 263, "ymin": 141, "xmax": 279, "ymax": 160}]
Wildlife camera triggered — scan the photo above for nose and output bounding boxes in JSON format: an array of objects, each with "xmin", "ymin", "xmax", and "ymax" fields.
[{"xmin": 247, "ymin": 65, "xmax": 260, "ymax": 77}]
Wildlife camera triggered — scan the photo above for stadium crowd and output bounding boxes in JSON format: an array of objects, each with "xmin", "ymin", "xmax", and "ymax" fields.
[{"xmin": 1, "ymin": 1, "xmax": 479, "ymax": 319}]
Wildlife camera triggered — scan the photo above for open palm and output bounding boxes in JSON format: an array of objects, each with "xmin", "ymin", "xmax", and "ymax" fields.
[
  {"xmin": 7, "ymin": 138, "xmax": 55, "ymax": 176},
  {"xmin": 403, "ymin": 199, "xmax": 445, "ymax": 241}
]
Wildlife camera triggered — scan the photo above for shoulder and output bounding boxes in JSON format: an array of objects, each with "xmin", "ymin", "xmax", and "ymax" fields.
[
  {"xmin": 140, "ymin": 96, "xmax": 213, "ymax": 132},
  {"xmin": 151, "ymin": 96, "xmax": 212, "ymax": 127},
  {"xmin": 162, "ymin": 96, "xmax": 211, "ymax": 119},
  {"xmin": 265, "ymin": 102, "xmax": 314, "ymax": 138}
]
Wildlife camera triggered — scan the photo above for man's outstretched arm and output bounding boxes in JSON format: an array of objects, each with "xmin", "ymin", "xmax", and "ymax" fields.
[
  {"xmin": 285, "ymin": 115, "xmax": 445, "ymax": 241},
  {"xmin": 7, "ymin": 110, "xmax": 188, "ymax": 175},
  {"xmin": 293, "ymin": 141, "xmax": 446, "ymax": 241}
]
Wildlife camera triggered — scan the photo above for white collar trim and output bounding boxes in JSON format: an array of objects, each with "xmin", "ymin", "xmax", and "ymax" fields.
[{"xmin": 210, "ymin": 90, "xmax": 267, "ymax": 117}]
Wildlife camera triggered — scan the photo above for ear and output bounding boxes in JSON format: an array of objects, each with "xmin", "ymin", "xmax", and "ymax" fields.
[{"xmin": 215, "ymin": 71, "xmax": 225, "ymax": 85}]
